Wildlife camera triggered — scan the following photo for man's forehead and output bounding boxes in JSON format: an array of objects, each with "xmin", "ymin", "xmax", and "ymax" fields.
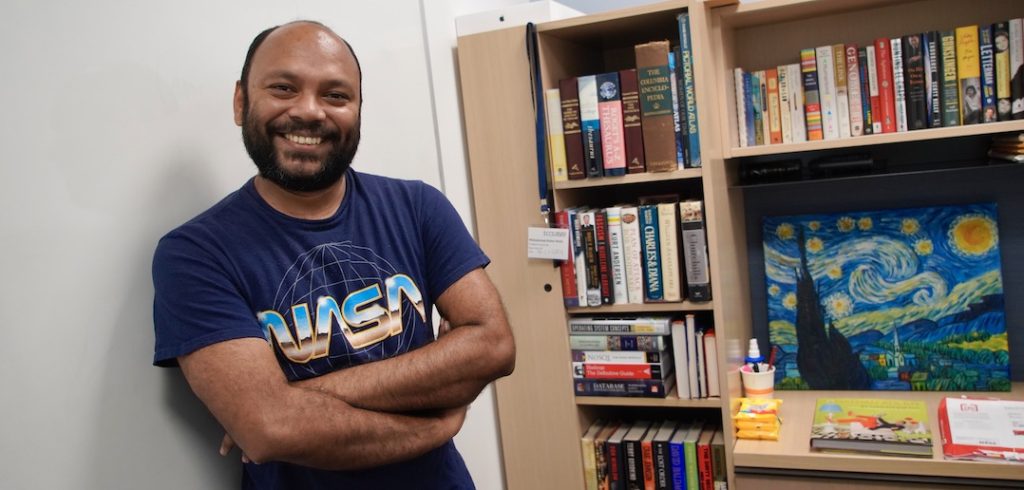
[{"xmin": 251, "ymin": 23, "xmax": 356, "ymax": 73}]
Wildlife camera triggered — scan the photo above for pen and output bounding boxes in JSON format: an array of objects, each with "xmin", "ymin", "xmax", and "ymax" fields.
[{"xmin": 745, "ymin": 339, "xmax": 764, "ymax": 373}]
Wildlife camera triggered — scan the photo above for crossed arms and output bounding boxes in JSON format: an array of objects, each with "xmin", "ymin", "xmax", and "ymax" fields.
[{"xmin": 178, "ymin": 268, "xmax": 515, "ymax": 470}]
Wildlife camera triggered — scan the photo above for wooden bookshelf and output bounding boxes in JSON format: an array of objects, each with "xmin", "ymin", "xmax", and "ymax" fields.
[
  {"xmin": 567, "ymin": 300, "xmax": 713, "ymax": 314},
  {"xmin": 577, "ymin": 393, "xmax": 721, "ymax": 408},
  {"xmin": 553, "ymin": 167, "xmax": 702, "ymax": 190}
]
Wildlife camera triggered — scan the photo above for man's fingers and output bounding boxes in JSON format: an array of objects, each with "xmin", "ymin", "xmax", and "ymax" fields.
[{"xmin": 219, "ymin": 433, "xmax": 235, "ymax": 456}]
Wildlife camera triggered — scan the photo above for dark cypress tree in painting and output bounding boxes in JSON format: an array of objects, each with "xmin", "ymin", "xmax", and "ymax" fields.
[{"xmin": 794, "ymin": 228, "xmax": 871, "ymax": 389}]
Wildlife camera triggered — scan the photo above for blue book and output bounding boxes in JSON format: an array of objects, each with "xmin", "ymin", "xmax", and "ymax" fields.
[
  {"xmin": 577, "ymin": 75, "xmax": 604, "ymax": 177},
  {"xmin": 742, "ymin": 71, "xmax": 755, "ymax": 146},
  {"xmin": 858, "ymin": 47, "xmax": 873, "ymax": 134},
  {"xmin": 750, "ymin": 71, "xmax": 764, "ymax": 145},
  {"xmin": 669, "ymin": 50, "xmax": 687, "ymax": 168},
  {"xmin": 677, "ymin": 12, "xmax": 701, "ymax": 167},
  {"xmin": 980, "ymin": 25, "xmax": 996, "ymax": 122},
  {"xmin": 668, "ymin": 422, "xmax": 690, "ymax": 490},
  {"xmin": 639, "ymin": 205, "xmax": 663, "ymax": 301}
]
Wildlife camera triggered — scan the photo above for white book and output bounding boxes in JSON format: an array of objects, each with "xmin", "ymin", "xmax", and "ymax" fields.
[
  {"xmin": 670, "ymin": 320, "xmax": 692, "ymax": 399},
  {"xmin": 606, "ymin": 206, "xmax": 628, "ymax": 304},
  {"xmin": 703, "ymin": 329, "xmax": 721, "ymax": 397},
  {"xmin": 845, "ymin": 45, "xmax": 864, "ymax": 136},
  {"xmin": 891, "ymin": 37, "xmax": 909, "ymax": 132},
  {"xmin": 568, "ymin": 208, "xmax": 587, "ymax": 307},
  {"xmin": 684, "ymin": 314, "xmax": 699, "ymax": 399},
  {"xmin": 777, "ymin": 65, "xmax": 793, "ymax": 143},
  {"xmin": 657, "ymin": 202, "xmax": 681, "ymax": 302},
  {"xmin": 833, "ymin": 44, "xmax": 852, "ymax": 138},
  {"xmin": 695, "ymin": 326, "xmax": 706, "ymax": 398},
  {"xmin": 619, "ymin": 206, "xmax": 644, "ymax": 304},
  {"xmin": 734, "ymin": 67, "xmax": 748, "ymax": 147},
  {"xmin": 815, "ymin": 45, "xmax": 840, "ymax": 140},
  {"xmin": 1010, "ymin": 19, "xmax": 1024, "ymax": 117},
  {"xmin": 866, "ymin": 44, "xmax": 883, "ymax": 133},
  {"xmin": 544, "ymin": 88, "xmax": 568, "ymax": 182},
  {"xmin": 786, "ymin": 63, "xmax": 807, "ymax": 143}
]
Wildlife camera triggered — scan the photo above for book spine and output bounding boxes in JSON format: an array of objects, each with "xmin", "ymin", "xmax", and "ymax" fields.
[
  {"xmin": 684, "ymin": 437, "xmax": 699, "ymax": 490},
  {"xmin": 679, "ymin": 201, "xmax": 711, "ymax": 301},
  {"xmin": 581, "ymin": 210, "xmax": 602, "ymax": 307},
  {"xmin": 670, "ymin": 49, "xmax": 688, "ymax": 170},
  {"xmin": 956, "ymin": 25, "xmax": 982, "ymax": 125},
  {"xmin": 625, "ymin": 438, "xmax": 641, "ymax": 487},
  {"xmin": 858, "ymin": 48, "xmax": 873, "ymax": 134},
  {"xmin": 607, "ymin": 206, "xmax": 628, "ymax": 304},
  {"xmin": 597, "ymin": 72, "xmax": 627, "ymax": 176},
  {"xmin": 994, "ymin": 23, "xmax": 1012, "ymax": 121},
  {"xmin": 571, "ymin": 360, "xmax": 672, "ymax": 379},
  {"xmin": 559, "ymin": 78, "xmax": 587, "ymax": 179},
  {"xmin": 640, "ymin": 205, "xmax": 663, "ymax": 302},
  {"xmin": 572, "ymin": 350, "xmax": 665, "ymax": 364},
  {"xmin": 758, "ymin": 72, "xmax": 770, "ymax": 145},
  {"xmin": 657, "ymin": 202, "xmax": 681, "ymax": 302},
  {"xmin": 890, "ymin": 37, "xmax": 908, "ymax": 132},
  {"xmin": 583, "ymin": 430, "xmax": 599, "ymax": 490},
  {"xmin": 669, "ymin": 441, "xmax": 685, "ymax": 490},
  {"xmin": 778, "ymin": 65, "xmax": 793, "ymax": 143},
  {"xmin": 670, "ymin": 320, "xmax": 691, "ymax": 400},
  {"xmin": 980, "ymin": 25, "xmax": 996, "ymax": 122},
  {"xmin": 568, "ymin": 323, "xmax": 671, "ymax": 336},
  {"xmin": 694, "ymin": 328, "xmax": 706, "ymax": 398},
  {"xmin": 653, "ymin": 440, "xmax": 670, "ymax": 490},
  {"xmin": 569, "ymin": 334, "xmax": 668, "ymax": 352},
  {"xmin": 684, "ymin": 314, "xmax": 698, "ymax": 400},
  {"xmin": 595, "ymin": 209, "xmax": 612, "ymax": 305},
  {"xmin": 1010, "ymin": 19, "xmax": 1024, "ymax": 119},
  {"xmin": 743, "ymin": 71, "xmax": 757, "ymax": 145},
  {"xmin": 698, "ymin": 439, "xmax": 713, "ymax": 490},
  {"xmin": 635, "ymin": 41, "xmax": 678, "ymax": 172},
  {"xmin": 678, "ymin": 12, "xmax": 701, "ymax": 168},
  {"xmin": 555, "ymin": 210, "xmax": 578, "ymax": 308},
  {"xmin": 925, "ymin": 32, "xmax": 943, "ymax": 127},
  {"xmin": 608, "ymin": 438, "xmax": 625, "ymax": 490},
  {"xmin": 903, "ymin": 34, "xmax": 928, "ymax": 130},
  {"xmin": 574, "ymin": 377, "xmax": 674, "ymax": 398},
  {"xmin": 703, "ymin": 331, "xmax": 721, "ymax": 397},
  {"xmin": 751, "ymin": 71, "xmax": 765, "ymax": 145},
  {"xmin": 786, "ymin": 64, "xmax": 806, "ymax": 142},
  {"xmin": 832, "ymin": 44, "xmax": 852, "ymax": 138},
  {"xmin": 940, "ymin": 30, "xmax": 961, "ymax": 126},
  {"xmin": 875, "ymin": 38, "xmax": 897, "ymax": 133},
  {"xmin": 734, "ymin": 68, "xmax": 748, "ymax": 147},
  {"xmin": 544, "ymin": 88, "xmax": 568, "ymax": 182},
  {"xmin": 845, "ymin": 45, "xmax": 864, "ymax": 136},
  {"xmin": 866, "ymin": 44, "xmax": 883, "ymax": 133},
  {"xmin": 578, "ymin": 75, "xmax": 604, "ymax": 177},
  {"xmin": 710, "ymin": 433, "xmax": 727, "ymax": 490},
  {"xmin": 619, "ymin": 69, "xmax": 647, "ymax": 173},
  {"xmin": 815, "ymin": 46, "xmax": 839, "ymax": 139},
  {"xmin": 766, "ymin": 68, "xmax": 783, "ymax": 144},
  {"xmin": 570, "ymin": 209, "xmax": 588, "ymax": 306},
  {"xmin": 620, "ymin": 206, "xmax": 644, "ymax": 304},
  {"xmin": 641, "ymin": 440, "xmax": 656, "ymax": 490}
]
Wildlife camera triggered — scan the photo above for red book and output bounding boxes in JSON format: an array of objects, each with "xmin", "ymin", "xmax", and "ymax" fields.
[
  {"xmin": 641, "ymin": 434, "xmax": 656, "ymax": 490},
  {"xmin": 554, "ymin": 210, "xmax": 577, "ymax": 308},
  {"xmin": 597, "ymin": 72, "xmax": 627, "ymax": 176},
  {"xmin": 619, "ymin": 69, "xmax": 647, "ymax": 173},
  {"xmin": 575, "ymin": 363, "xmax": 669, "ymax": 379},
  {"xmin": 697, "ymin": 430, "xmax": 714, "ymax": 490},
  {"xmin": 874, "ymin": 38, "xmax": 898, "ymax": 133}
]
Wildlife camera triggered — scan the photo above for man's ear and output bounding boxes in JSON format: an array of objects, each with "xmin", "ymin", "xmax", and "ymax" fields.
[{"xmin": 233, "ymin": 81, "xmax": 244, "ymax": 126}]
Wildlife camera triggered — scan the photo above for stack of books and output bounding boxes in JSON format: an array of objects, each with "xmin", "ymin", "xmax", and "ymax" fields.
[
  {"xmin": 733, "ymin": 20, "xmax": 1024, "ymax": 148},
  {"xmin": 570, "ymin": 316, "xmax": 675, "ymax": 398},
  {"xmin": 989, "ymin": 131, "xmax": 1024, "ymax": 162},
  {"xmin": 545, "ymin": 13, "xmax": 702, "ymax": 182},
  {"xmin": 581, "ymin": 419, "xmax": 727, "ymax": 490}
]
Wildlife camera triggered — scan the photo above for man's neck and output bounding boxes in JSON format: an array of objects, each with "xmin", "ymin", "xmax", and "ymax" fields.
[{"xmin": 253, "ymin": 175, "xmax": 348, "ymax": 220}]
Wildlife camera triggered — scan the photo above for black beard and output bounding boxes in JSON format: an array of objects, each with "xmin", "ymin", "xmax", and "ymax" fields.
[{"xmin": 241, "ymin": 106, "xmax": 360, "ymax": 193}]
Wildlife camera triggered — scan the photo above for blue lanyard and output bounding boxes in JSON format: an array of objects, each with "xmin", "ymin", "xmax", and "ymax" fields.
[{"xmin": 526, "ymin": 22, "xmax": 551, "ymax": 224}]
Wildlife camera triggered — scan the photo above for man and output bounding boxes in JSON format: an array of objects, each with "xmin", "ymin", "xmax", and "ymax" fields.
[{"xmin": 152, "ymin": 20, "xmax": 515, "ymax": 489}]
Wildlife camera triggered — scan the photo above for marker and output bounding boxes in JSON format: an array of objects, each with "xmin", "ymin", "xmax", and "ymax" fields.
[{"xmin": 745, "ymin": 338, "xmax": 764, "ymax": 373}]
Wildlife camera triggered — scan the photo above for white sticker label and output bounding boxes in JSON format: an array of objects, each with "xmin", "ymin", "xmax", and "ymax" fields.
[{"xmin": 526, "ymin": 227, "xmax": 570, "ymax": 261}]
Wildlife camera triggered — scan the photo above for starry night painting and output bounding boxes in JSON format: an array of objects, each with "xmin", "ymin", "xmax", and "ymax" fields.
[{"xmin": 763, "ymin": 203, "xmax": 1010, "ymax": 392}]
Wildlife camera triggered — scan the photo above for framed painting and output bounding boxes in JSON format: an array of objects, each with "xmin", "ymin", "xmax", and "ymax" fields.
[{"xmin": 763, "ymin": 203, "xmax": 1010, "ymax": 391}]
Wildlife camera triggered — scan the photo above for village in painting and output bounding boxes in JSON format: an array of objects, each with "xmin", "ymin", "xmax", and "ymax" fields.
[{"xmin": 763, "ymin": 203, "xmax": 1010, "ymax": 391}]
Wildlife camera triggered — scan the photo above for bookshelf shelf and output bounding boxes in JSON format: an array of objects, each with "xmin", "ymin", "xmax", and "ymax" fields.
[
  {"xmin": 727, "ymin": 120, "xmax": 1024, "ymax": 159},
  {"xmin": 576, "ymin": 392, "xmax": 721, "ymax": 408},
  {"xmin": 553, "ymin": 167, "xmax": 702, "ymax": 190},
  {"xmin": 567, "ymin": 300, "xmax": 713, "ymax": 315},
  {"xmin": 732, "ymin": 383, "xmax": 1024, "ymax": 481}
]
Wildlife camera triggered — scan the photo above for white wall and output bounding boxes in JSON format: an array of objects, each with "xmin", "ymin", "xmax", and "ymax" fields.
[{"xmin": 0, "ymin": 1, "xmax": 509, "ymax": 488}]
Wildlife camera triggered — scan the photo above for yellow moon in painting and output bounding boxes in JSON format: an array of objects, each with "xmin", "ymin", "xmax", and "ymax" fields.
[{"xmin": 950, "ymin": 215, "xmax": 997, "ymax": 256}]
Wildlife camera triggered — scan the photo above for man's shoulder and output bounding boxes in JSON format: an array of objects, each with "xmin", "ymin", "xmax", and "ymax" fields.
[
  {"xmin": 352, "ymin": 169, "xmax": 430, "ymax": 193},
  {"xmin": 156, "ymin": 182, "xmax": 252, "ymax": 252}
]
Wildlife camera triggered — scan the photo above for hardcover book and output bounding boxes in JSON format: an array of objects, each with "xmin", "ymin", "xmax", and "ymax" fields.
[
  {"xmin": 778, "ymin": 64, "xmax": 794, "ymax": 143},
  {"xmin": 619, "ymin": 69, "xmax": 647, "ymax": 173},
  {"xmin": 980, "ymin": 25, "xmax": 997, "ymax": 122},
  {"xmin": 810, "ymin": 398, "xmax": 932, "ymax": 457},
  {"xmin": 743, "ymin": 70, "xmax": 758, "ymax": 146},
  {"xmin": 568, "ymin": 316, "xmax": 673, "ymax": 335},
  {"xmin": 940, "ymin": 30, "xmax": 960, "ymax": 126},
  {"xmin": 939, "ymin": 397, "xmax": 1024, "ymax": 463},
  {"xmin": 657, "ymin": 202, "xmax": 682, "ymax": 302},
  {"xmin": 679, "ymin": 200, "xmax": 712, "ymax": 301},
  {"xmin": 569, "ymin": 334, "xmax": 670, "ymax": 353},
  {"xmin": 639, "ymin": 205, "xmax": 664, "ymax": 301},
  {"xmin": 956, "ymin": 25, "xmax": 982, "ymax": 125},
  {"xmin": 580, "ymin": 210, "xmax": 602, "ymax": 307},
  {"xmin": 677, "ymin": 12, "xmax": 701, "ymax": 168},
  {"xmin": 766, "ymin": 68, "xmax": 783, "ymax": 144},
  {"xmin": 902, "ymin": 34, "xmax": 928, "ymax": 130},
  {"xmin": 801, "ymin": 49, "xmax": 824, "ymax": 141},
  {"xmin": 857, "ymin": 47, "xmax": 873, "ymax": 134},
  {"xmin": 669, "ymin": 49, "xmax": 687, "ymax": 169},
  {"xmin": 786, "ymin": 63, "xmax": 807, "ymax": 143},
  {"xmin": 596, "ymin": 72, "xmax": 627, "ymax": 176},
  {"xmin": 559, "ymin": 78, "xmax": 586, "ymax": 179},
  {"xmin": 993, "ymin": 22, "xmax": 1012, "ymax": 121},
  {"xmin": 924, "ymin": 31, "xmax": 943, "ymax": 127},
  {"xmin": 815, "ymin": 45, "xmax": 839, "ymax": 139},
  {"xmin": 606, "ymin": 206, "xmax": 628, "ymax": 304},
  {"xmin": 874, "ymin": 38, "xmax": 897, "ymax": 133},
  {"xmin": 734, "ymin": 68, "xmax": 748, "ymax": 147},
  {"xmin": 554, "ymin": 210, "xmax": 578, "ymax": 307},
  {"xmin": 764, "ymin": 203, "xmax": 1010, "ymax": 391},
  {"xmin": 1010, "ymin": 19, "xmax": 1024, "ymax": 120},
  {"xmin": 890, "ymin": 37, "xmax": 908, "ymax": 132},
  {"xmin": 845, "ymin": 45, "xmax": 864, "ymax": 136},
  {"xmin": 620, "ymin": 206, "xmax": 645, "ymax": 304},
  {"xmin": 866, "ymin": 44, "xmax": 883, "ymax": 133},
  {"xmin": 544, "ymin": 88, "xmax": 568, "ymax": 182},
  {"xmin": 578, "ymin": 75, "xmax": 605, "ymax": 177},
  {"xmin": 832, "ymin": 44, "xmax": 852, "ymax": 138},
  {"xmin": 751, "ymin": 70, "xmax": 765, "ymax": 145},
  {"xmin": 574, "ymin": 376, "xmax": 675, "ymax": 398},
  {"xmin": 635, "ymin": 41, "xmax": 678, "ymax": 172}
]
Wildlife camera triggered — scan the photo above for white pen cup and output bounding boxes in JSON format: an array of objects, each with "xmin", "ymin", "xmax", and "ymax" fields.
[{"xmin": 740, "ymin": 364, "xmax": 776, "ymax": 399}]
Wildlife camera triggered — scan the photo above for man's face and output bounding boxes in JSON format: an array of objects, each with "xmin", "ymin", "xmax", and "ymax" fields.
[{"xmin": 234, "ymin": 23, "xmax": 361, "ymax": 192}]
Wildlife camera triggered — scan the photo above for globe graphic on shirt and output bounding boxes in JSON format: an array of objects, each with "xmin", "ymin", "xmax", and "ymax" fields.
[{"xmin": 269, "ymin": 241, "xmax": 424, "ymax": 379}]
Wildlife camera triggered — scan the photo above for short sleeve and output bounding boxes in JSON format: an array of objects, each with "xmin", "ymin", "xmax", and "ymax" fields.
[
  {"xmin": 417, "ymin": 184, "xmax": 490, "ymax": 299},
  {"xmin": 152, "ymin": 232, "xmax": 266, "ymax": 367}
]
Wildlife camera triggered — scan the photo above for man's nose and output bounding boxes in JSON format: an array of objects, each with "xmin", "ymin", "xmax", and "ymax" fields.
[{"xmin": 288, "ymin": 92, "xmax": 326, "ymax": 122}]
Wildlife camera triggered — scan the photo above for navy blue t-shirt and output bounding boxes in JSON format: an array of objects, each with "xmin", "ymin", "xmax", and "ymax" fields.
[{"xmin": 152, "ymin": 169, "xmax": 487, "ymax": 489}]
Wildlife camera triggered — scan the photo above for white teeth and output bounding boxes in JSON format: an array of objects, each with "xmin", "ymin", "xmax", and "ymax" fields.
[{"xmin": 285, "ymin": 134, "xmax": 322, "ymax": 145}]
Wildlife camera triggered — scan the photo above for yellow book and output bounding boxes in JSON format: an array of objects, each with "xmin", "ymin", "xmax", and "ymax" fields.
[
  {"xmin": 544, "ymin": 88, "xmax": 568, "ymax": 182},
  {"xmin": 955, "ymin": 25, "xmax": 982, "ymax": 124}
]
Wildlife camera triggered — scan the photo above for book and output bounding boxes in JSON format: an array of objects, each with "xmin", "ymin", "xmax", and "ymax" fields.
[
  {"xmin": 924, "ymin": 31, "xmax": 943, "ymax": 127},
  {"xmin": 606, "ymin": 206, "xmax": 628, "ymax": 304},
  {"xmin": 640, "ymin": 425, "xmax": 658, "ymax": 490},
  {"xmin": 580, "ymin": 209, "xmax": 602, "ymax": 307},
  {"xmin": 544, "ymin": 88, "xmax": 568, "ymax": 182},
  {"xmin": 810, "ymin": 398, "xmax": 933, "ymax": 457},
  {"xmin": 684, "ymin": 314, "xmax": 699, "ymax": 399},
  {"xmin": 595, "ymin": 422, "xmax": 622, "ymax": 490},
  {"xmin": 582, "ymin": 420, "xmax": 605, "ymax": 490},
  {"xmin": 832, "ymin": 44, "xmax": 851, "ymax": 138},
  {"xmin": 570, "ymin": 208, "xmax": 588, "ymax": 307},
  {"xmin": 786, "ymin": 63, "xmax": 807, "ymax": 143},
  {"xmin": 750, "ymin": 70, "xmax": 765, "ymax": 145},
  {"xmin": 619, "ymin": 69, "xmax": 647, "ymax": 173},
  {"xmin": 1011, "ymin": 19, "xmax": 1024, "ymax": 119},
  {"xmin": 657, "ymin": 202, "xmax": 682, "ymax": 302},
  {"xmin": 890, "ymin": 37, "xmax": 908, "ymax": 132},
  {"xmin": 682, "ymin": 422, "xmax": 704, "ymax": 490},
  {"xmin": 572, "ymin": 350, "xmax": 668, "ymax": 364},
  {"xmin": 597, "ymin": 72, "xmax": 627, "ymax": 176},
  {"xmin": 635, "ymin": 41, "xmax": 678, "ymax": 172},
  {"xmin": 607, "ymin": 424, "xmax": 631, "ymax": 490},
  {"xmin": 569, "ymin": 334, "xmax": 670, "ymax": 352},
  {"xmin": 710, "ymin": 430, "xmax": 727, "ymax": 490},
  {"xmin": 939, "ymin": 397, "xmax": 1024, "ymax": 463},
  {"xmin": 980, "ymin": 25, "xmax": 997, "ymax": 122},
  {"xmin": 743, "ymin": 70, "xmax": 757, "ymax": 146},
  {"xmin": 857, "ymin": 47, "xmax": 873, "ymax": 134},
  {"xmin": 940, "ymin": 30, "xmax": 960, "ymax": 126},
  {"xmin": 578, "ymin": 75, "xmax": 605, "ymax": 178},
  {"xmin": 815, "ymin": 45, "xmax": 839, "ymax": 139},
  {"xmin": 572, "ymin": 357, "xmax": 673, "ymax": 380},
  {"xmin": 640, "ymin": 205, "xmax": 664, "ymax": 302},
  {"xmin": 559, "ymin": 78, "xmax": 586, "ymax": 179},
  {"xmin": 902, "ymin": 34, "xmax": 928, "ymax": 130},
  {"xmin": 777, "ymin": 64, "xmax": 793, "ymax": 143},
  {"xmin": 554, "ymin": 210, "xmax": 578, "ymax": 307},
  {"xmin": 651, "ymin": 420, "xmax": 679, "ymax": 490},
  {"xmin": 620, "ymin": 206, "xmax": 644, "ymax": 304},
  {"xmin": 668, "ymin": 422, "xmax": 691, "ymax": 490},
  {"xmin": 874, "ymin": 38, "xmax": 897, "ymax": 133},
  {"xmin": 573, "ymin": 375, "xmax": 675, "ymax": 398},
  {"xmin": 994, "ymin": 22, "xmax": 1012, "ymax": 121},
  {"xmin": 669, "ymin": 50, "xmax": 687, "ymax": 169},
  {"xmin": 679, "ymin": 200, "xmax": 711, "ymax": 301},
  {"xmin": 734, "ymin": 68, "xmax": 748, "ymax": 147},
  {"xmin": 696, "ymin": 429, "xmax": 714, "ymax": 490},
  {"xmin": 758, "ymin": 71, "xmax": 771, "ymax": 146},
  {"xmin": 956, "ymin": 25, "xmax": 982, "ymax": 125},
  {"xmin": 677, "ymin": 12, "xmax": 701, "ymax": 168},
  {"xmin": 568, "ymin": 316, "xmax": 673, "ymax": 335},
  {"xmin": 669, "ymin": 320, "xmax": 691, "ymax": 400},
  {"xmin": 845, "ymin": 45, "xmax": 864, "ymax": 136},
  {"xmin": 866, "ymin": 44, "xmax": 883, "ymax": 133},
  {"xmin": 694, "ymin": 325, "xmax": 705, "ymax": 399},
  {"xmin": 702, "ymin": 328, "xmax": 720, "ymax": 398},
  {"xmin": 623, "ymin": 421, "xmax": 652, "ymax": 488},
  {"xmin": 766, "ymin": 67, "xmax": 782, "ymax": 144}
]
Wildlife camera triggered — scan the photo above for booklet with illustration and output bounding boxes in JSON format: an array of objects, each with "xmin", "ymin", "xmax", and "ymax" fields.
[{"xmin": 809, "ymin": 398, "xmax": 933, "ymax": 457}]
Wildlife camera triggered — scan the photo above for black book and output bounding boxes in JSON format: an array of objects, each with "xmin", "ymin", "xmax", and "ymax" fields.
[
  {"xmin": 924, "ymin": 31, "xmax": 943, "ymax": 127},
  {"xmin": 903, "ymin": 34, "xmax": 928, "ymax": 130}
]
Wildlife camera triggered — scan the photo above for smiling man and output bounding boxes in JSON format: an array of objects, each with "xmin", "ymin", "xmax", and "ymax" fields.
[{"xmin": 152, "ymin": 21, "xmax": 515, "ymax": 490}]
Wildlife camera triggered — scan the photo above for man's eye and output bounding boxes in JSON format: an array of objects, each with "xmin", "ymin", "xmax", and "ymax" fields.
[
  {"xmin": 270, "ymin": 85, "xmax": 294, "ymax": 93},
  {"xmin": 325, "ymin": 93, "xmax": 349, "ymax": 101}
]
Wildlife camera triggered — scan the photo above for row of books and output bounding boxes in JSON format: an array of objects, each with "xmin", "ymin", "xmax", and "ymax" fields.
[
  {"xmin": 570, "ymin": 315, "xmax": 719, "ymax": 400},
  {"xmin": 546, "ymin": 13, "xmax": 702, "ymax": 182},
  {"xmin": 555, "ymin": 199, "xmax": 711, "ymax": 309},
  {"xmin": 734, "ymin": 20, "xmax": 1024, "ymax": 148},
  {"xmin": 581, "ymin": 419, "xmax": 727, "ymax": 490}
]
